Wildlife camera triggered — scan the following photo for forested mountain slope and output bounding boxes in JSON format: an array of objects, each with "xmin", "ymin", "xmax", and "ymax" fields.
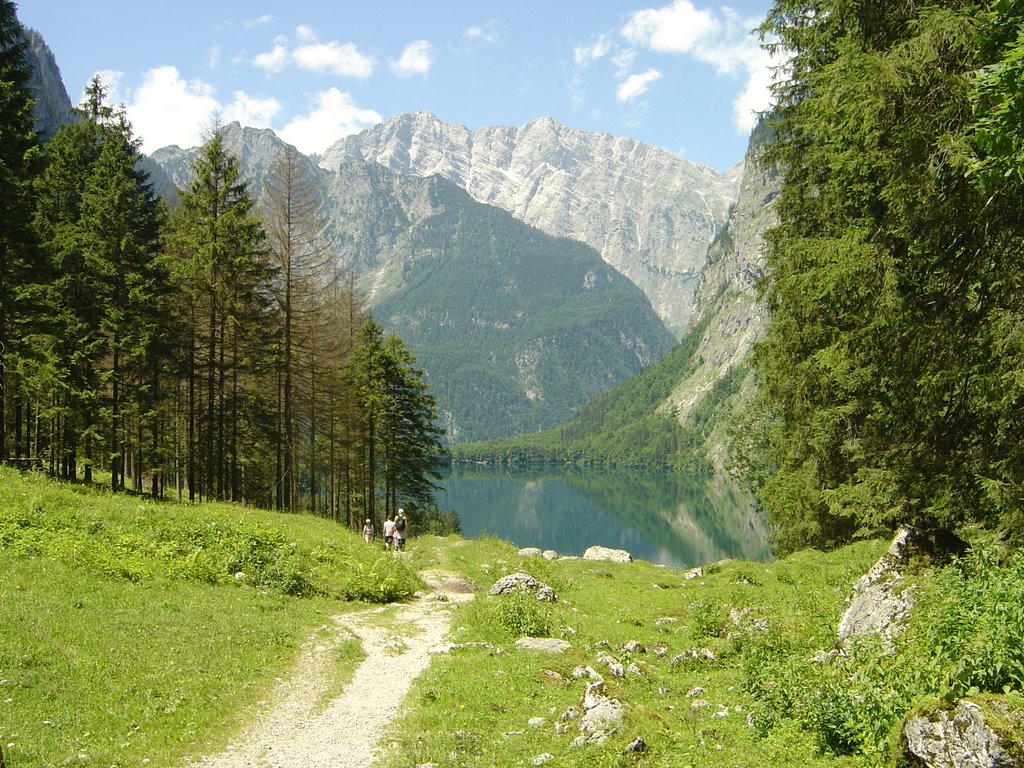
[
  {"xmin": 153, "ymin": 125, "xmax": 676, "ymax": 443},
  {"xmin": 322, "ymin": 111, "xmax": 741, "ymax": 337}
]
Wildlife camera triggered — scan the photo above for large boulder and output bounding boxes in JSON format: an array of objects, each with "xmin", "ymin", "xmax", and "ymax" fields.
[
  {"xmin": 836, "ymin": 527, "xmax": 915, "ymax": 649},
  {"xmin": 583, "ymin": 546, "xmax": 632, "ymax": 564},
  {"xmin": 490, "ymin": 572, "xmax": 557, "ymax": 602},
  {"xmin": 901, "ymin": 698, "xmax": 1024, "ymax": 767}
]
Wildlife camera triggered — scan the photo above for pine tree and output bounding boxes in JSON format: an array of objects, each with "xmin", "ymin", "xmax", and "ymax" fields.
[
  {"xmin": 0, "ymin": 0, "xmax": 43, "ymax": 463},
  {"xmin": 165, "ymin": 125, "xmax": 275, "ymax": 501}
]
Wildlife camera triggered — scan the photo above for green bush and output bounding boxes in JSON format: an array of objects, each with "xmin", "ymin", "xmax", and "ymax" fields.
[{"xmin": 494, "ymin": 591, "xmax": 553, "ymax": 637}]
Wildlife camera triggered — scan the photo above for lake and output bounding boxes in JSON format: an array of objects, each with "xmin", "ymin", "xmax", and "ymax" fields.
[{"xmin": 435, "ymin": 465, "xmax": 773, "ymax": 569}]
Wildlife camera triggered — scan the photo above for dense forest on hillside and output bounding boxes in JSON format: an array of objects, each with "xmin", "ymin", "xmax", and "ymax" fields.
[
  {"xmin": 0, "ymin": 1, "xmax": 444, "ymax": 530},
  {"xmin": 451, "ymin": 315, "xmax": 745, "ymax": 472},
  {"xmin": 374, "ymin": 182, "xmax": 676, "ymax": 442}
]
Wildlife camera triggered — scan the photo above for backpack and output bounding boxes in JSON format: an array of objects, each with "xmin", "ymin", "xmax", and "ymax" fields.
[{"xmin": 396, "ymin": 516, "xmax": 406, "ymax": 532}]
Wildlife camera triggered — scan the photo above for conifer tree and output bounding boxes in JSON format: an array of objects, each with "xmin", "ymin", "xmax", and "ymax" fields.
[
  {"xmin": 0, "ymin": 0, "xmax": 43, "ymax": 463},
  {"xmin": 166, "ymin": 125, "xmax": 275, "ymax": 501}
]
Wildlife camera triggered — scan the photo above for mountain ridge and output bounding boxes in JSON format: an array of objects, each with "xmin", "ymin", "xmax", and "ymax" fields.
[{"xmin": 322, "ymin": 111, "xmax": 742, "ymax": 337}]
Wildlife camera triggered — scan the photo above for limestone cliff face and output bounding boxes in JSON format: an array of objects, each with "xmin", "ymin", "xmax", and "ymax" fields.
[
  {"xmin": 23, "ymin": 28, "xmax": 72, "ymax": 141},
  {"xmin": 661, "ymin": 121, "xmax": 779, "ymax": 470},
  {"xmin": 322, "ymin": 112, "xmax": 741, "ymax": 337}
]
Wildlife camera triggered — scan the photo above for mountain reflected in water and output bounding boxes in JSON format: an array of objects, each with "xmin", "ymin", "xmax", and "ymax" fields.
[{"xmin": 436, "ymin": 466, "xmax": 772, "ymax": 569}]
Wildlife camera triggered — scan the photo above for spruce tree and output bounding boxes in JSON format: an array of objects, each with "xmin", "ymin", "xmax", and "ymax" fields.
[
  {"xmin": 755, "ymin": 0, "xmax": 1024, "ymax": 552},
  {"xmin": 0, "ymin": 0, "xmax": 42, "ymax": 463}
]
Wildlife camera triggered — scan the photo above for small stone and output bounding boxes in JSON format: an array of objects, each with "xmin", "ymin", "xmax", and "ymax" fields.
[
  {"xmin": 691, "ymin": 699, "xmax": 711, "ymax": 711},
  {"xmin": 528, "ymin": 717, "xmax": 546, "ymax": 727},
  {"xmin": 654, "ymin": 617, "xmax": 678, "ymax": 625},
  {"xmin": 623, "ymin": 640, "xmax": 646, "ymax": 653},
  {"xmin": 625, "ymin": 736, "xmax": 647, "ymax": 753},
  {"xmin": 609, "ymin": 662, "xmax": 625, "ymax": 678},
  {"xmin": 519, "ymin": 547, "xmax": 543, "ymax": 557},
  {"xmin": 626, "ymin": 663, "xmax": 643, "ymax": 677},
  {"xmin": 530, "ymin": 754, "xmax": 555, "ymax": 766},
  {"xmin": 686, "ymin": 686, "xmax": 704, "ymax": 698},
  {"xmin": 542, "ymin": 549, "xmax": 559, "ymax": 560},
  {"xmin": 684, "ymin": 566, "xmax": 704, "ymax": 580}
]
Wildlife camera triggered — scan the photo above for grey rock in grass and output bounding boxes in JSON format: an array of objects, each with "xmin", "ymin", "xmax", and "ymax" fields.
[
  {"xmin": 518, "ymin": 547, "xmax": 543, "ymax": 557},
  {"xmin": 542, "ymin": 549, "xmax": 559, "ymax": 560},
  {"xmin": 902, "ymin": 699, "xmax": 1018, "ymax": 768},
  {"xmin": 489, "ymin": 572, "xmax": 558, "ymax": 602},
  {"xmin": 836, "ymin": 527, "xmax": 915, "ymax": 650},
  {"xmin": 625, "ymin": 736, "xmax": 647, "ymax": 753},
  {"xmin": 583, "ymin": 545, "xmax": 632, "ymax": 563},
  {"xmin": 684, "ymin": 566, "xmax": 704, "ymax": 580},
  {"xmin": 530, "ymin": 754, "xmax": 555, "ymax": 766},
  {"xmin": 580, "ymin": 697, "xmax": 625, "ymax": 734},
  {"xmin": 515, "ymin": 637, "xmax": 572, "ymax": 653}
]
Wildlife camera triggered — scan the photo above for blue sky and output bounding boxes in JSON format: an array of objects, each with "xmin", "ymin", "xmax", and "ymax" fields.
[{"xmin": 17, "ymin": 0, "xmax": 776, "ymax": 171}]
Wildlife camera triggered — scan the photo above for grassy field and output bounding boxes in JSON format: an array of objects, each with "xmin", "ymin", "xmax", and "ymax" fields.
[{"xmin": 2, "ymin": 467, "xmax": 1023, "ymax": 767}]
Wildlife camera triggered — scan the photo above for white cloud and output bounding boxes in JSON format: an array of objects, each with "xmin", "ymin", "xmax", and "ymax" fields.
[
  {"xmin": 113, "ymin": 66, "xmax": 281, "ymax": 154},
  {"xmin": 573, "ymin": 34, "xmax": 612, "ymax": 66},
  {"xmin": 124, "ymin": 65, "xmax": 220, "ymax": 152},
  {"xmin": 391, "ymin": 40, "xmax": 433, "ymax": 78},
  {"xmin": 207, "ymin": 44, "xmax": 222, "ymax": 70},
  {"xmin": 223, "ymin": 91, "xmax": 282, "ymax": 128},
  {"xmin": 295, "ymin": 24, "xmax": 318, "ymax": 43},
  {"xmin": 464, "ymin": 21, "xmax": 501, "ymax": 45},
  {"xmin": 253, "ymin": 43, "xmax": 288, "ymax": 74},
  {"xmin": 293, "ymin": 40, "xmax": 374, "ymax": 78},
  {"xmin": 243, "ymin": 14, "xmax": 272, "ymax": 29},
  {"xmin": 611, "ymin": 49, "xmax": 636, "ymax": 78},
  {"xmin": 279, "ymin": 88, "xmax": 381, "ymax": 155},
  {"xmin": 616, "ymin": 68, "xmax": 662, "ymax": 102},
  {"xmin": 622, "ymin": 0, "xmax": 776, "ymax": 129},
  {"xmin": 622, "ymin": 0, "xmax": 718, "ymax": 54}
]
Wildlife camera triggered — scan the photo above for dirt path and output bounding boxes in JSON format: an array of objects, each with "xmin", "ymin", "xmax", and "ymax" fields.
[{"xmin": 189, "ymin": 573, "xmax": 474, "ymax": 768}]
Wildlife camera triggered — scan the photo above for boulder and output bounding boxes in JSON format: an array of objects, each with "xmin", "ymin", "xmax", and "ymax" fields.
[
  {"xmin": 836, "ymin": 527, "xmax": 915, "ymax": 649},
  {"xmin": 489, "ymin": 572, "xmax": 558, "ymax": 602},
  {"xmin": 902, "ymin": 698, "xmax": 1023, "ymax": 768},
  {"xmin": 584, "ymin": 546, "xmax": 632, "ymax": 563},
  {"xmin": 518, "ymin": 547, "xmax": 543, "ymax": 557},
  {"xmin": 515, "ymin": 637, "xmax": 572, "ymax": 653}
]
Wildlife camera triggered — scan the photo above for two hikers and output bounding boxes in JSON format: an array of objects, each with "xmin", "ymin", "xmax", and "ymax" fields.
[{"xmin": 378, "ymin": 509, "xmax": 409, "ymax": 551}]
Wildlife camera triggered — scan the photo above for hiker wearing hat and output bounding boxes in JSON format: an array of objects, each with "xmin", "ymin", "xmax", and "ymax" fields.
[{"xmin": 362, "ymin": 517, "xmax": 375, "ymax": 544}]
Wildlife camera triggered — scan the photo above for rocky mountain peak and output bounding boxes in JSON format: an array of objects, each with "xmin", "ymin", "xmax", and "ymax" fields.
[{"xmin": 323, "ymin": 113, "xmax": 741, "ymax": 337}]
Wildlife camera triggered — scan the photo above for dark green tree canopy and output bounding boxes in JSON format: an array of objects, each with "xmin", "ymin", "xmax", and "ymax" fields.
[{"xmin": 754, "ymin": 0, "xmax": 1024, "ymax": 554}]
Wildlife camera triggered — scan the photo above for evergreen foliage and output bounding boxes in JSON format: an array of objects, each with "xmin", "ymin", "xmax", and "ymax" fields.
[
  {"xmin": 370, "ymin": 177, "xmax": 677, "ymax": 443},
  {"xmin": 754, "ymin": 0, "xmax": 1024, "ymax": 553},
  {"xmin": 0, "ymin": 0, "xmax": 43, "ymax": 465},
  {"xmin": 452, "ymin": 315, "xmax": 729, "ymax": 470},
  {"xmin": 0, "ymin": 18, "xmax": 447, "ymax": 535}
]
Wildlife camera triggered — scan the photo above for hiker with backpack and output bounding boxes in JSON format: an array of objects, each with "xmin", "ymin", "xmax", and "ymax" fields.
[{"xmin": 394, "ymin": 508, "xmax": 408, "ymax": 552}]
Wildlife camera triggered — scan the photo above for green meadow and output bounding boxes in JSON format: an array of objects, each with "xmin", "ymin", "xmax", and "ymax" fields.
[{"xmin": 2, "ymin": 467, "xmax": 1023, "ymax": 768}]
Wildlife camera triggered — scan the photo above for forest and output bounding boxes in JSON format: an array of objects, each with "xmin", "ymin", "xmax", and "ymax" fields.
[{"xmin": 0, "ymin": 0, "xmax": 444, "ymax": 529}]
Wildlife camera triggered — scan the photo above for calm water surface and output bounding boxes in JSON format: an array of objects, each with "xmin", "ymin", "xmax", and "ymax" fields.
[{"xmin": 435, "ymin": 465, "xmax": 772, "ymax": 569}]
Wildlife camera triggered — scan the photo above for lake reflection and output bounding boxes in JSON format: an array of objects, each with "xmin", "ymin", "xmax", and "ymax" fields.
[{"xmin": 436, "ymin": 465, "xmax": 772, "ymax": 569}]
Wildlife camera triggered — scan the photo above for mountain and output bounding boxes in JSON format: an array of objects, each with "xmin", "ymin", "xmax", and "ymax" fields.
[
  {"xmin": 321, "ymin": 111, "xmax": 742, "ymax": 338},
  {"xmin": 22, "ymin": 27, "xmax": 72, "ymax": 140},
  {"xmin": 452, "ymin": 120, "xmax": 779, "ymax": 469},
  {"xmin": 151, "ymin": 123, "xmax": 676, "ymax": 443},
  {"xmin": 660, "ymin": 119, "xmax": 778, "ymax": 471}
]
